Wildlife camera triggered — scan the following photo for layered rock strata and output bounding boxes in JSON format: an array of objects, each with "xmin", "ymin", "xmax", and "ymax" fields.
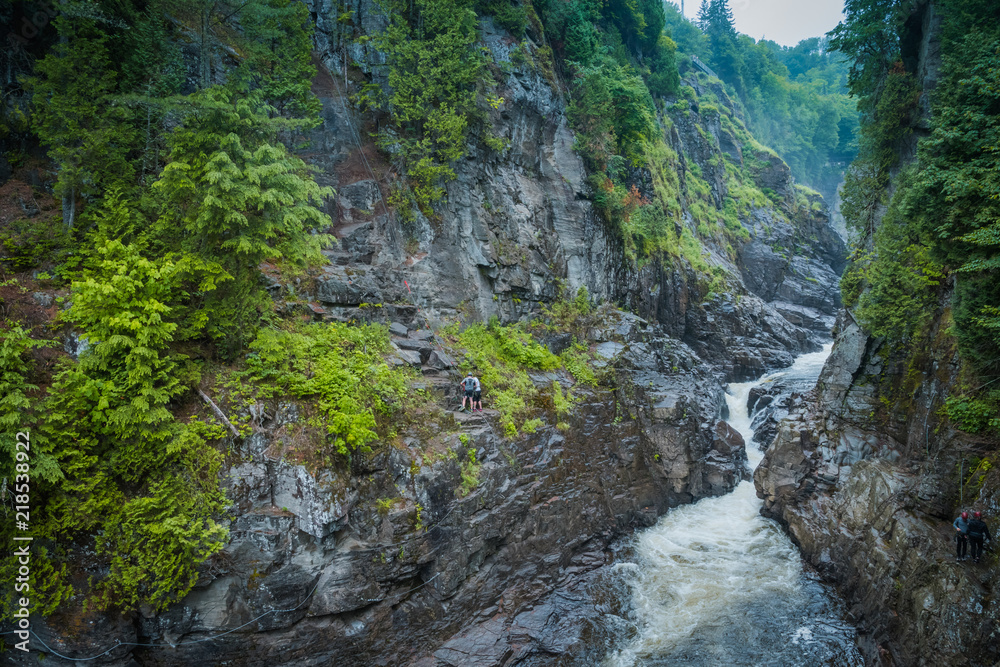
[
  {"xmin": 27, "ymin": 314, "xmax": 748, "ymax": 666},
  {"xmin": 755, "ymin": 315, "xmax": 1000, "ymax": 666}
]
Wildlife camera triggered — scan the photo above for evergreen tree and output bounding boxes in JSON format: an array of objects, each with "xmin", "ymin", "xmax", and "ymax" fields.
[
  {"xmin": 153, "ymin": 88, "xmax": 331, "ymax": 350},
  {"xmin": 25, "ymin": 15, "xmax": 136, "ymax": 229},
  {"xmin": 698, "ymin": 0, "xmax": 735, "ymax": 37},
  {"xmin": 368, "ymin": 0, "xmax": 490, "ymax": 212}
]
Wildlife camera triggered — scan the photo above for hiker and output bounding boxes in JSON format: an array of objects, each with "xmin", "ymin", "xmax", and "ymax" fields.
[
  {"xmin": 473, "ymin": 378, "xmax": 483, "ymax": 412},
  {"xmin": 459, "ymin": 372, "xmax": 478, "ymax": 412},
  {"xmin": 954, "ymin": 511, "xmax": 970, "ymax": 561},
  {"xmin": 967, "ymin": 511, "xmax": 992, "ymax": 563}
]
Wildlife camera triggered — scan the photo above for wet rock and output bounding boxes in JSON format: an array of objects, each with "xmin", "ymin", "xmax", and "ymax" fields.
[
  {"xmin": 426, "ymin": 349, "xmax": 456, "ymax": 370},
  {"xmin": 395, "ymin": 338, "xmax": 432, "ymax": 363},
  {"xmin": 409, "ymin": 328, "xmax": 435, "ymax": 341},
  {"xmin": 389, "ymin": 322, "xmax": 409, "ymax": 337},
  {"xmin": 392, "ymin": 348, "xmax": 423, "ymax": 367},
  {"xmin": 63, "ymin": 331, "xmax": 90, "ymax": 359},
  {"xmin": 272, "ymin": 464, "xmax": 351, "ymax": 539}
]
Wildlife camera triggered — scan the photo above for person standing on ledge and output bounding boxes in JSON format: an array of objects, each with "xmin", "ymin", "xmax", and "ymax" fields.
[
  {"xmin": 954, "ymin": 511, "xmax": 970, "ymax": 562},
  {"xmin": 459, "ymin": 372, "xmax": 478, "ymax": 412},
  {"xmin": 967, "ymin": 511, "xmax": 992, "ymax": 564}
]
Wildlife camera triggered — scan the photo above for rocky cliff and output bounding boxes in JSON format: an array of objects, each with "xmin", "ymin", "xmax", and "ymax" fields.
[
  {"xmin": 754, "ymin": 3, "xmax": 1000, "ymax": 666},
  {"xmin": 5, "ymin": 8, "xmax": 848, "ymax": 665}
]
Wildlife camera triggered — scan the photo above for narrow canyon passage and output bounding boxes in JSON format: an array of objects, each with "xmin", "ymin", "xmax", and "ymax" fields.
[{"xmin": 604, "ymin": 346, "xmax": 865, "ymax": 666}]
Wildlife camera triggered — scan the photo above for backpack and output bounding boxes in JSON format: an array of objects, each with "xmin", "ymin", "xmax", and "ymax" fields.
[
  {"xmin": 968, "ymin": 519, "xmax": 987, "ymax": 538},
  {"xmin": 463, "ymin": 377, "xmax": 476, "ymax": 390}
]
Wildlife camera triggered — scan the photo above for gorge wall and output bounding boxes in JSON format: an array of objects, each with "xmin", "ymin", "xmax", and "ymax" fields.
[{"xmin": 755, "ymin": 2, "xmax": 1000, "ymax": 666}]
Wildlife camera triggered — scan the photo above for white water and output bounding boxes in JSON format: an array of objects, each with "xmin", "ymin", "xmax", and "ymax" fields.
[{"xmin": 605, "ymin": 343, "xmax": 863, "ymax": 666}]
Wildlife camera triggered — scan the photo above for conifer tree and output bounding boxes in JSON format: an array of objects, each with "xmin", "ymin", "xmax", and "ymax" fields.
[
  {"xmin": 154, "ymin": 88, "xmax": 331, "ymax": 349},
  {"xmin": 25, "ymin": 15, "xmax": 136, "ymax": 229},
  {"xmin": 368, "ymin": 0, "xmax": 489, "ymax": 211}
]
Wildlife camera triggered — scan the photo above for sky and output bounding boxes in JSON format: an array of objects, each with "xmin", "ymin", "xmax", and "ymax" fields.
[{"xmin": 676, "ymin": 0, "xmax": 847, "ymax": 47}]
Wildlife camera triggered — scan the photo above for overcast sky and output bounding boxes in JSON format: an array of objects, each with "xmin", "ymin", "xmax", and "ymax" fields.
[{"xmin": 675, "ymin": 0, "xmax": 846, "ymax": 47}]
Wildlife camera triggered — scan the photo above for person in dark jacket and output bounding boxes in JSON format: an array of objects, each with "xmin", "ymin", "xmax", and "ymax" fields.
[
  {"xmin": 954, "ymin": 511, "xmax": 970, "ymax": 561},
  {"xmin": 967, "ymin": 511, "xmax": 992, "ymax": 563}
]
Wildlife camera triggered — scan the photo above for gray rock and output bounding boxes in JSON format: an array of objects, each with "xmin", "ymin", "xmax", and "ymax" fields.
[
  {"xmin": 272, "ymin": 464, "xmax": 350, "ymax": 539},
  {"xmin": 32, "ymin": 292, "xmax": 54, "ymax": 308},
  {"xmin": 426, "ymin": 350, "xmax": 456, "ymax": 370},
  {"xmin": 409, "ymin": 328, "xmax": 435, "ymax": 341},
  {"xmin": 388, "ymin": 322, "xmax": 409, "ymax": 337},
  {"xmin": 395, "ymin": 349, "xmax": 422, "ymax": 366}
]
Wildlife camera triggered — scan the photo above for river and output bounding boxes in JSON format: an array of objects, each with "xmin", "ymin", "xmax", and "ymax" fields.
[{"xmin": 601, "ymin": 344, "xmax": 865, "ymax": 666}]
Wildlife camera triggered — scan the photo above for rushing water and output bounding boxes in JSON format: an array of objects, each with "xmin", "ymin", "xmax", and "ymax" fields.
[{"xmin": 603, "ymin": 344, "xmax": 864, "ymax": 666}]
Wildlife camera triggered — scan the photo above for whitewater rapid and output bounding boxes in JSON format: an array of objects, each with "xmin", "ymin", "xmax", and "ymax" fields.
[{"xmin": 604, "ymin": 344, "xmax": 863, "ymax": 666}]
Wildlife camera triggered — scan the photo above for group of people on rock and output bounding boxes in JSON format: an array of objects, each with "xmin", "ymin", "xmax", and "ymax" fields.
[
  {"xmin": 953, "ymin": 511, "xmax": 992, "ymax": 563},
  {"xmin": 459, "ymin": 372, "xmax": 483, "ymax": 412}
]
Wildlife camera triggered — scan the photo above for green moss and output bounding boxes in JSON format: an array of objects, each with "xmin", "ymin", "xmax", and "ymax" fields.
[{"xmin": 457, "ymin": 446, "xmax": 482, "ymax": 496}]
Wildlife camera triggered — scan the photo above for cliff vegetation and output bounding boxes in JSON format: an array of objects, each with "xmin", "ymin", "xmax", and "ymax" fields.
[{"xmin": 0, "ymin": 0, "xmax": 848, "ymax": 641}]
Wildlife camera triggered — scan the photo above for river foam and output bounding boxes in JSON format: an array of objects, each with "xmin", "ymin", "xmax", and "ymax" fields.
[{"xmin": 604, "ymin": 343, "xmax": 863, "ymax": 666}]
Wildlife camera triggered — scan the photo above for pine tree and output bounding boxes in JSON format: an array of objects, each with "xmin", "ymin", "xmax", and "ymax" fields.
[
  {"xmin": 368, "ymin": 0, "xmax": 489, "ymax": 211},
  {"xmin": 153, "ymin": 88, "xmax": 331, "ymax": 349},
  {"xmin": 24, "ymin": 15, "xmax": 136, "ymax": 229}
]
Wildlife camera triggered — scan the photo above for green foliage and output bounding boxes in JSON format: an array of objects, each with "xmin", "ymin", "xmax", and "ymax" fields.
[
  {"xmin": 944, "ymin": 392, "xmax": 1000, "ymax": 434},
  {"xmin": 0, "ymin": 211, "xmax": 72, "ymax": 273},
  {"xmin": 521, "ymin": 417, "xmax": 544, "ymax": 433},
  {"xmin": 850, "ymin": 170, "xmax": 943, "ymax": 343},
  {"xmin": 646, "ymin": 35, "xmax": 682, "ymax": 97},
  {"xmin": 540, "ymin": 285, "xmax": 592, "ymax": 332},
  {"xmin": 839, "ymin": 262, "xmax": 865, "ymax": 309},
  {"xmin": 24, "ymin": 14, "xmax": 137, "ymax": 228},
  {"xmin": 958, "ymin": 455, "xmax": 994, "ymax": 501},
  {"xmin": 376, "ymin": 496, "xmax": 401, "ymax": 515},
  {"xmin": 478, "ymin": 0, "xmax": 528, "ymax": 36},
  {"xmin": 16, "ymin": 241, "xmax": 230, "ymax": 615},
  {"xmin": 4, "ymin": 0, "xmax": 334, "ymax": 622},
  {"xmin": 458, "ymin": 446, "xmax": 481, "ymax": 496},
  {"xmin": 901, "ymin": 19, "xmax": 1000, "ymax": 371},
  {"xmin": 447, "ymin": 321, "xmax": 561, "ymax": 437},
  {"xmin": 560, "ymin": 343, "xmax": 598, "ymax": 386},
  {"xmin": 0, "ymin": 323, "xmax": 60, "ymax": 485},
  {"xmin": 551, "ymin": 380, "xmax": 575, "ymax": 416},
  {"xmin": 566, "ymin": 58, "xmax": 656, "ymax": 169},
  {"xmin": 235, "ymin": 322, "xmax": 412, "ymax": 455},
  {"xmin": 836, "ymin": 0, "xmax": 1000, "ymax": 378},
  {"xmin": 663, "ymin": 2, "xmax": 860, "ymax": 189},
  {"xmin": 232, "ymin": 0, "xmax": 323, "ymax": 117},
  {"xmin": 154, "ymin": 88, "xmax": 332, "ymax": 349},
  {"xmin": 369, "ymin": 0, "xmax": 499, "ymax": 212},
  {"xmin": 85, "ymin": 421, "xmax": 228, "ymax": 612},
  {"xmin": 828, "ymin": 0, "xmax": 908, "ymax": 104}
]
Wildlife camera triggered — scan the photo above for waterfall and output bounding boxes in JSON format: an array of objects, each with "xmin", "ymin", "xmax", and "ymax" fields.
[{"xmin": 604, "ymin": 344, "xmax": 863, "ymax": 666}]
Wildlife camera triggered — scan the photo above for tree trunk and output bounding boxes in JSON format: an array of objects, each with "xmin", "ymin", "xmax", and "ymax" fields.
[
  {"xmin": 62, "ymin": 185, "xmax": 75, "ymax": 231},
  {"xmin": 200, "ymin": 5, "xmax": 211, "ymax": 89}
]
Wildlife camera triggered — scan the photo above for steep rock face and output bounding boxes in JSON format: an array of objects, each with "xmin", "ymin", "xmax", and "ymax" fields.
[
  {"xmin": 753, "ymin": 5, "xmax": 1000, "ymax": 664},
  {"xmin": 12, "ymin": 11, "xmax": 848, "ymax": 666},
  {"xmin": 296, "ymin": 12, "xmax": 846, "ymax": 381},
  {"xmin": 754, "ymin": 326, "xmax": 1000, "ymax": 665},
  {"xmin": 24, "ymin": 315, "xmax": 748, "ymax": 666}
]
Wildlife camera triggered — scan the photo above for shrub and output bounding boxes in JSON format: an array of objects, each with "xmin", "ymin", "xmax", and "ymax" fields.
[{"xmin": 234, "ymin": 321, "xmax": 413, "ymax": 455}]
